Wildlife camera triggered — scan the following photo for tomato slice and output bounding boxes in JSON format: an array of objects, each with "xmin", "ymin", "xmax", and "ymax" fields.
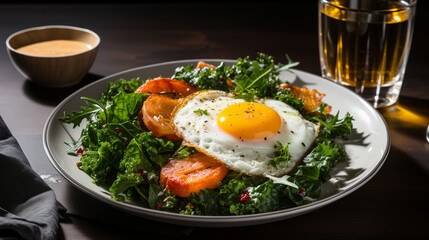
[{"xmin": 160, "ymin": 152, "xmax": 229, "ymax": 197}]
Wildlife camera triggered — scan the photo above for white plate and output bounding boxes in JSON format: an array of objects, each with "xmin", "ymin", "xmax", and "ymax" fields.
[{"xmin": 43, "ymin": 59, "xmax": 390, "ymax": 227}]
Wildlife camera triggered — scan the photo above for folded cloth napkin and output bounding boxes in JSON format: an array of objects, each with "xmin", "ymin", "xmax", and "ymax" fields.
[{"xmin": 0, "ymin": 115, "xmax": 65, "ymax": 240}]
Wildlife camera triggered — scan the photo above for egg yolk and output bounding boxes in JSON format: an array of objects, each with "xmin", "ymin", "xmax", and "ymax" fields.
[{"xmin": 216, "ymin": 102, "xmax": 282, "ymax": 140}]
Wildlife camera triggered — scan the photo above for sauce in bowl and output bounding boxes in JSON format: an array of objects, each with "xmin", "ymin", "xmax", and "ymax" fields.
[{"xmin": 16, "ymin": 39, "xmax": 92, "ymax": 56}]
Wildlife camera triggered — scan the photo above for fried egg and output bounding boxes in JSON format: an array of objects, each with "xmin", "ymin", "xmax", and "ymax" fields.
[{"xmin": 171, "ymin": 90, "xmax": 320, "ymax": 177}]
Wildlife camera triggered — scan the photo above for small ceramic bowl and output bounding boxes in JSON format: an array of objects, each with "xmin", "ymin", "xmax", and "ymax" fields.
[{"xmin": 6, "ymin": 25, "xmax": 100, "ymax": 88}]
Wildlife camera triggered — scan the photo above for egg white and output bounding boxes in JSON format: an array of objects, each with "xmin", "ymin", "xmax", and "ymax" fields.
[{"xmin": 172, "ymin": 90, "xmax": 320, "ymax": 177}]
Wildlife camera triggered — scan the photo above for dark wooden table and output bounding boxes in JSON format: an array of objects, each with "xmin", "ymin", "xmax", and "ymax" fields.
[{"xmin": 1, "ymin": 2, "xmax": 428, "ymax": 239}]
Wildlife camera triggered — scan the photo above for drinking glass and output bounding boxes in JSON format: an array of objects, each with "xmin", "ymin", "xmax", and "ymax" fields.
[{"xmin": 318, "ymin": 0, "xmax": 417, "ymax": 108}]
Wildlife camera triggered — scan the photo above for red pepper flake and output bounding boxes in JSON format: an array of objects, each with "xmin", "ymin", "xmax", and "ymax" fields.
[
  {"xmin": 102, "ymin": 124, "xmax": 106, "ymax": 129},
  {"xmin": 240, "ymin": 189, "xmax": 251, "ymax": 202},
  {"xmin": 186, "ymin": 202, "xmax": 194, "ymax": 208},
  {"xmin": 76, "ymin": 147, "xmax": 83, "ymax": 155},
  {"xmin": 115, "ymin": 128, "xmax": 122, "ymax": 135},
  {"xmin": 156, "ymin": 202, "xmax": 162, "ymax": 209},
  {"xmin": 297, "ymin": 187, "xmax": 306, "ymax": 199},
  {"xmin": 76, "ymin": 161, "xmax": 82, "ymax": 166}
]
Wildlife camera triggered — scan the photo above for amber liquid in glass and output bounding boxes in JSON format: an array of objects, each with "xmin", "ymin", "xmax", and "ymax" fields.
[{"xmin": 319, "ymin": 0, "xmax": 415, "ymax": 107}]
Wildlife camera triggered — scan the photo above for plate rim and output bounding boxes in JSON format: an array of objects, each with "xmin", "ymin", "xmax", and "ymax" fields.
[{"xmin": 42, "ymin": 59, "xmax": 391, "ymax": 227}]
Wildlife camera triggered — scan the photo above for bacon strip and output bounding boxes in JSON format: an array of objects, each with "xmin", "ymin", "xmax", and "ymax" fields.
[{"xmin": 279, "ymin": 83, "xmax": 331, "ymax": 115}]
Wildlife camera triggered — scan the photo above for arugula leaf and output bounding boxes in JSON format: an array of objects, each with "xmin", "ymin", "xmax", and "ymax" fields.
[
  {"xmin": 306, "ymin": 111, "xmax": 354, "ymax": 140},
  {"xmin": 230, "ymin": 53, "xmax": 299, "ymax": 102},
  {"xmin": 64, "ymin": 136, "xmax": 83, "ymax": 156},
  {"xmin": 232, "ymin": 64, "xmax": 273, "ymax": 94},
  {"xmin": 60, "ymin": 78, "xmax": 144, "ymax": 128},
  {"xmin": 59, "ymin": 97, "xmax": 106, "ymax": 128},
  {"xmin": 229, "ymin": 55, "xmax": 277, "ymax": 101},
  {"xmin": 274, "ymin": 54, "xmax": 300, "ymax": 73}
]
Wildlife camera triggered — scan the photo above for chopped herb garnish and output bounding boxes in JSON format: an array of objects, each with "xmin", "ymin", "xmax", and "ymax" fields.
[{"xmin": 194, "ymin": 108, "xmax": 209, "ymax": 116}]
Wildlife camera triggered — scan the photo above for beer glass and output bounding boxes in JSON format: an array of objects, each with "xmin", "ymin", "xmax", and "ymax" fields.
[{"xmin": 318, "ymin": 0, "xmax": 417, "ymax": 108}]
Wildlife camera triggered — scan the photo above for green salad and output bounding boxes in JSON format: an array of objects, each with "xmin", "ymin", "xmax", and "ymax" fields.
[{"xmin": 60, "ymin": 53, "xmax": 354, "ymax": 215}]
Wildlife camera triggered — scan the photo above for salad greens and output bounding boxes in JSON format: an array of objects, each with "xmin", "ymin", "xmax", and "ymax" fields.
[
  {"xmin": 173, "ymin": 53, "xmax": 304, "ymax": 111},
  {"xmin": 59, "ymin": 53, "xmax": 354, "ymax": 215}
]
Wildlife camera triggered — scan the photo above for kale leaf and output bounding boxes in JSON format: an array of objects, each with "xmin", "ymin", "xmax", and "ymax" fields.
[{"xmin": 109, "ymin": 132, "xmax": 175, "ymax": 198}]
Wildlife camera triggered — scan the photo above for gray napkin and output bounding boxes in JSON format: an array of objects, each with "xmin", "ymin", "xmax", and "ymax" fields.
[{"xmin": 0, "ymin": 115, "xmax": 65, "ymax": 240}]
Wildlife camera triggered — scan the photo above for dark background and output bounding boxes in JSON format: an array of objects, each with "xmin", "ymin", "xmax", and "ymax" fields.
[
  {"xmin": 2, "ymin": 1, "xmax": 426, "ymax": 97},
  {"xmin": 0, "ymin": 1, "xmax": 428, "ymax": 239}
]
